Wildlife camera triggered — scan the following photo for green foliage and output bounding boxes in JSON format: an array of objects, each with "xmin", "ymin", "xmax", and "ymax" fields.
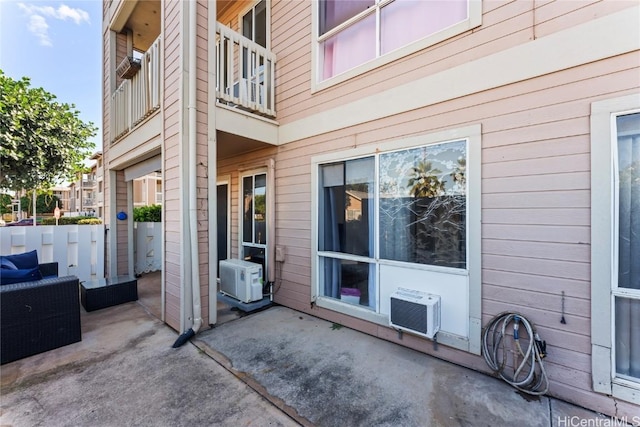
[
  {"xmin": 19, "ymin": 191, "xmax": 60, "ymax": 216},
  {"xmin": 133, "ymin": 204, "xmax": 162, "ymax": 222},
  {"xmin": 41, "ymin": 216, "xmax": 100, "ymax": 225},
  {"xmin": 407, "ymin": 161, "xmax": 444, "ymax": 198},
  {"xmin": 0, "ymin": 193, "xmax": 12, "ymax": 215},
  {"xmin": 78, "ymin": 218, "xmax": 102, "ymax": 225},
  {"xmin": 0, "ymin": 71, "xmax": 97, "ymax": 191}
]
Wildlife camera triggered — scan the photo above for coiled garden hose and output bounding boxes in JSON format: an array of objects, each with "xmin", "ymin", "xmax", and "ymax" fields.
[{"xmin": 482, "ymin": 312, "xmax": 549, "ymax": 395}]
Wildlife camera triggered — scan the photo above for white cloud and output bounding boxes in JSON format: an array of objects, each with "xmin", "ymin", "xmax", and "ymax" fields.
[
  {"xmin": 27, "ymin": 14, "xmax": 52, "ymax": 47},
  {"xmin": 18, "ymin": 2, "xmax": 90, "ymax": 47},
  {"xmin": 56, "ymin": 4, "xmax": 90, "ymax": 25}
]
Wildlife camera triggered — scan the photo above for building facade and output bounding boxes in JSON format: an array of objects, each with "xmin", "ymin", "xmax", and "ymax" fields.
[{"xmin": 102, "ymin": 0, "xmax": 640, "ymax": 417}]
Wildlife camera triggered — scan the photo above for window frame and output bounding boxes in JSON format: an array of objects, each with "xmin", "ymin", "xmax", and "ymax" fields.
[
  {"xmin": 311, "ymin": 124, "xmax": 482, "ymax": 353},
  {"xmin": 238, "ymin": 0, "xmax": 270, "ymax": 50},
  {"xmin": 311, "ymin": 0, "xmax": 482, "ymax": 92},
  {"xmin": 590, "ymin": 93, "xmax": 640, "ymax": 405},
  {"xmin": 239, "ymin": 169, "xmax": 269, "ymax": 276}
]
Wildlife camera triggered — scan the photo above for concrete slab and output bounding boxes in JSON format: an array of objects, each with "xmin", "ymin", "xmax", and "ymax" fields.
[
  {"xmin": 0, "ymin": 302, "xmax": 296, "ymax": 427},
  {"xmin": 1, "ymin": 296, "xmax": 631, "ymax": 427},
  {"xmin": 194, "ymin": 306, "xmax": 618, "ymax": 427}
]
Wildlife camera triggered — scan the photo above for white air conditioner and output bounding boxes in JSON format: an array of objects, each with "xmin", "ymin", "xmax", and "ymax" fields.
[
  {"xmin": 219, "ymin": 259, "xmax": 263, "ymax": 303},
  {"xmin": 389, "ymin": 288, "xmax": 441, "ymax": 339}
]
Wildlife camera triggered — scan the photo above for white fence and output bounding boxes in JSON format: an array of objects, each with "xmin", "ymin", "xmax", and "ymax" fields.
[
  {"xmin": 134, "ymin": 222, "xmax": 161, "ymax": 275},
  {"xmin": 0, "ymin": 225, "xmax": 105, "ymax": 282}
]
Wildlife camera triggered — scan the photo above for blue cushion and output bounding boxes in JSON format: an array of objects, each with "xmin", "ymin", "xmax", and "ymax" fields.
[
  {"xmin": 1, "ymin": 250, "xmax": 39, "ymax": 270},
  {"xmin": 0, "ymin": 266, "xmax": 43, "ymax": 286},
  {"xmin": 0, "ymin": 257, "xmax": 17, "ymax": 270}
]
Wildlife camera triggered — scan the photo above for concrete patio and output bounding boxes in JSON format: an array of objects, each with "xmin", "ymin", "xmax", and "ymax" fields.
[{"xmin": 0, "ymin": 272, "xmax": 626, "ymax": 426}]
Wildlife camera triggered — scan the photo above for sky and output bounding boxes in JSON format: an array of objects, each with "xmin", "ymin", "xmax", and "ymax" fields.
[{"xmin": 0, "ymin": 0, "xmax": 103, "ymax": 151}]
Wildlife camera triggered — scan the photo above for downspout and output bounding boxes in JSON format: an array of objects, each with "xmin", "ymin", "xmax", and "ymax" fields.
[{"xmin": 173, "ymin": 0, "xmax": 201, "ymax": 347}]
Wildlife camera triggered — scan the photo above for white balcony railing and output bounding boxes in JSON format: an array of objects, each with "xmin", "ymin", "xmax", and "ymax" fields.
[
  {"xmin": 216, "ymin": 23, "xmax": 276, "ymax": 117},
  {"xmin": 110, "ymin": 25, "xmax": 276, "ymax": 142},
  {"xmin": 111, "ymin": 35, "xmax": 162, "ymax": 142}
]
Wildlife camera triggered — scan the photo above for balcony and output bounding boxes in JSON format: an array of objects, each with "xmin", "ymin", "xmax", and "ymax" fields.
[
  {"xmin": 215, "ymin": 23, "xmax": 276, "ymax": 118},
  {"xmin": 111, "ymin": 35, "xmax": 162, "ymax": 143},
  {"xmin": 110, "ymin": 24, "xmax": 277, "ymax": 142},
  {"xmin": 83, "ymin": 198, "xmax": 96, "ymax": 208}
]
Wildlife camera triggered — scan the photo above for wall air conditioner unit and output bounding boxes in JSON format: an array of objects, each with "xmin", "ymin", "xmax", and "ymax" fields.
[
  {"xmin": 389, "ymin": 288, "xmax": 441, "ymax": 339},
  {"xmin": 219, "ymin": 259, "xmax": 263, "ymax": 303}
]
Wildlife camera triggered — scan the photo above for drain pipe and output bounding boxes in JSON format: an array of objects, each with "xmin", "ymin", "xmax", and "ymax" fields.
[{"xmin": 173, "ymin": 0, "xmax": 201, "ymax": 348}]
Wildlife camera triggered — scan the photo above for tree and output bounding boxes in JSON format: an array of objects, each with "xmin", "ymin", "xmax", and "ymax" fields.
[
  {"xmin": 0, "ymin": 71, "xmax": 97, "ymax": 192},
  {"xmin": 19, "ymin": 191, "xmax": 60, "ymax": 216},
  {"xmin": 0, "ymin": 193, "xmax": 12, "ymax": 215},
  {"xmin": 407, "ymin": 160, "xmax": 444, "ymax": 198}
]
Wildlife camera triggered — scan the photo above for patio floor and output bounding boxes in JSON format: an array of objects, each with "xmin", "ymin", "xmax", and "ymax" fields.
[{"xmin": 0, "ymin": 272, "xmax": 628, "ymax": 426}]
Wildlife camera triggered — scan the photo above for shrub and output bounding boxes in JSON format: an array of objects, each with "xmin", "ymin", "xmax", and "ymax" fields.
[
  {"xmin": 133, "ymin": 204, "xmax": 162, "ymax": 222},
  {"xmin": 78, "ymin": 218, "xmax": 102, "ymax": 225},
  {"xmin": 41, "ymin": 216, "xmax": 102, "ymax": 225}
]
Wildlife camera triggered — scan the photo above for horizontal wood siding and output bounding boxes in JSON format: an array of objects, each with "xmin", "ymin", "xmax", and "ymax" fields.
[
  {"xmin": 163, "ymin": 0, "xmax": 182, "ymax": 332},
  {"xmin": 271, "ymin": 0, "xmax": 637, "ymax": 128},
  {"xmin": 265, "ymin": 47, "xmax": 640, "ymax": 416},
  {"xmin": 115, "ymin": 170, "xmax": 128, "ymax": 276},
  {"xmin": 196, "ymin": 0, "xmax": 210, "ymax": 324}
]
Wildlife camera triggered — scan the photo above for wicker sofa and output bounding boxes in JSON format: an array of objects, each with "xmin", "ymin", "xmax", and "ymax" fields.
[{"xmin": 1, "ymin": 262, "xmax": 82, "ymax": 365}]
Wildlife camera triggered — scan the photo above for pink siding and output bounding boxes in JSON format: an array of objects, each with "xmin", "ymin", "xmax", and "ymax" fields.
[
  {"xmin": 115, "ymin": 170, "xmax": 128, "ymax": 275},
  {"xmin": 162, "ymin": 0, "xmax": 182, "ymax": 331},
  {"xmin": 266, "ymin": 48, "xmax": 639, "ymax": 415},
  {"xmin": 161, "ymin": 0, "xmax": 212, "ymax": 330},
  {"xmin": 271, "ymin": 0, "xmax": 637, "ymax": 127},
  {"xmin": 196, "ymin": 0, "xmax": 210, "ymax": 324},
  {"xmin": 103, "ymin": 0, "xmax": 640, "ymax": 418}
]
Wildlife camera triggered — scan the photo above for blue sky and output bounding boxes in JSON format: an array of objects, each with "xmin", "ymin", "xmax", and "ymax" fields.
[{"xmin": 0, "ymin": 0, "xmax": 103, "ymax": 151}]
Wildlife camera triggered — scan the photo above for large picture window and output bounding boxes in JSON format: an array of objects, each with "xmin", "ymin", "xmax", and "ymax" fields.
[
  {"xmin": 379, "ymin": 141, "xmax": 466, "ymax": 268},
  {"xmin": 318, "ymin": 139, "xmax": 467, "ymax": 310},
  {"xmin": 317, "ymin": 0, "xmax": 471, "ymax": 81}
]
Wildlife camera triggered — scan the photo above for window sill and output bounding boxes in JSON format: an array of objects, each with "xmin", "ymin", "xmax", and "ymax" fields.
[
  {"xmin": 315, "ymin": 296, "xmax": 474, "ymax": 353},
  {"xmin": 612, "ymin": 378, "xmax": 640, "ymax": 405}
]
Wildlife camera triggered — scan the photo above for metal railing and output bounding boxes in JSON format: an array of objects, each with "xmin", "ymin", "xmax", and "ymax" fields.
[{"xmin": 111, "ymin": 35, "xmax": 162, "ymax": 142}]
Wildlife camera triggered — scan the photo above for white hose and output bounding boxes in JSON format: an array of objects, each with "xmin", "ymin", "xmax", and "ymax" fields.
[{"xmin": 482, "ymin": 312, "xmax": 549, "ymax": 395}]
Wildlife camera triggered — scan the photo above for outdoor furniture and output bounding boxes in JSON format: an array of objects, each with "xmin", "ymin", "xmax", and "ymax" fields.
[
  {"xmin": 1, "ymin": 262, "xmax": 82, "ymax": 365},
  {"xmin": 80, "ymin": 276, "xmax": 138, "ymax": 312}
]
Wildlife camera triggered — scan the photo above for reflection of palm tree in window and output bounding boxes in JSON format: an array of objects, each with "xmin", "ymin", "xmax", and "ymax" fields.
[
  {"xmin": 451, "ymin": 157, "xmax": 466, "ymax": 191},
  {"xmin": 407, "ymin": 161, "xmax": 444, "ymax": 198},
  {"xmin": 406, "ymin": 159, "xmax": 465, "ymax": 268}
]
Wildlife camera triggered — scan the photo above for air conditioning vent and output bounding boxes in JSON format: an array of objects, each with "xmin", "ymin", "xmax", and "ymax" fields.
[{"xmin": 390, "ymin": 288, "xmax": 440, "ymax": 339}]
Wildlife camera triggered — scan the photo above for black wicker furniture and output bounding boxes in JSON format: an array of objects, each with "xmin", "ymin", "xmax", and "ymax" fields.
[
  {"xmin": 1, "ymin": 263, "xmax": 82, "ymax": 365},
  {"xmin": 81, "ymin": 276, "xmax": 138, "ymax": 312}
]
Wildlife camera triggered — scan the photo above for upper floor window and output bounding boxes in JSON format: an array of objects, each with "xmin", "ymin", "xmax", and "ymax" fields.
[
  {"xmin": 242, "ymin": 0, "xmax": 267, "ymax": 49},
  {"xmin": 315, "ymin": 0, "xmax": 480, "ymax": 86}
]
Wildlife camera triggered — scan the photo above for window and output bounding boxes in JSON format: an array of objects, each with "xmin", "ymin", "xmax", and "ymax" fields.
[
  {"xmin": 313, "ymin": 126, "xmax": 481, "ymax": 352},
  {"xmin": 240, "ymin": 1, "xmax": 268, "ymax": 103},
  {"xmin": 242, "ymin": 172, "xmax": 267, "ymax": 279},
  {"xmin": 613, "ymin": 112, "xmax": 640, "ymax": 383},
  {"xmin": 242, "ymin": 0, "xmax": 267, "ymax": 49},
  {"xmin": 315, "ymin": 0, "xmax": 479, "ymax": 84},
  {"xmin": 318, "ymin": 140, "xmax": 468, "ymax": 308},
  {"xmin": 591, "ymin": 94, "xmax": 640, "ymax": 405}
]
